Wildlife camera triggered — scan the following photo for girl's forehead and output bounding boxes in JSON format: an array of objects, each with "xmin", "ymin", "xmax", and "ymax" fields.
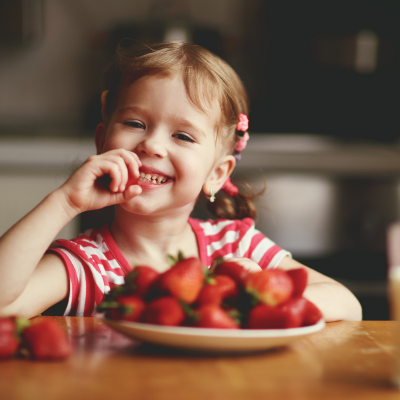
[{"xmin": 118, "ymin": 74, "xmax": 222, "ymax": 131}]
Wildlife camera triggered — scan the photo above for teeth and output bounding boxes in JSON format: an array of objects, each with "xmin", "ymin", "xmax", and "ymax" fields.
[{"xmin": 138, "ymin": 172, "xmax": 168, "ymax": 184}]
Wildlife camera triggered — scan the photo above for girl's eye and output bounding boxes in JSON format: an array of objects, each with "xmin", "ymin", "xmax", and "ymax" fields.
[
  {"xmin": 124, "ymin": 120, "xmax": 145, "ymax": 129},
  {"xmin": 173, "ymin": 132, "xmax": 195, "ymax": 143}
]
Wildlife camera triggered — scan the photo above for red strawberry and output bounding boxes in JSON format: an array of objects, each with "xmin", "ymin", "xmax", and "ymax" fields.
[
  {"xmin": 125, "ymin": 266, "xmax": 160, "ymax": 298},
  {"xmin": 22, "ymin": 319, "xmax": 72, "ymax": 360},
  {"xmin": 0, "ymin": 317, "xmax": 16, "ymax": 336},
  {"xmin": 108, "ymin": 296, "xmax": 145, "ymax": 322},
  {"xmin": 141, "ymin": 297, "xmax": 185, "ymax": 326},
  {"xmin": 194, "ymin": 305, "xmax": 239, "ymax": 329},
  {"xmin": 0, "ymin": 333, "xmax": 19, "ymax": 360},
  {"xmin": 213, "ymin": 261, "xmax": 249, "ymax": 288},
  {"xmin": 0, "ymin": 316, "xmax": 28, "ymax": 360},
  {"xmin": 286, "ymin": 268, "xmax": 308, "ymax": 298},
  {"xmin": 159, "ymin": 257, "xmax": 205, "ymax": 304},
  {"xmin": 196, "ymin": 275, "xmax": 239, "ymax": 306},
  {"xmin": 247, "ymin": 304, "xmax": 287, "ymax": 329},
  {"xmin": 302, "ymin": 298, "xmax": 323, "ymax": 326},
  {"xmin": 279, "ymin": 297, "xmax": 308, "ymax": 328},
  {"xmin": 245, "ymin": 269, "xmax": 294, "ymax": 306}
]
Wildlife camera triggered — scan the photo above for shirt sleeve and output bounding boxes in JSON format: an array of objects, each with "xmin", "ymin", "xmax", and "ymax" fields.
[
  {"xmin": 235, "ymin": 218, "xmax": 291, "ymax": 270},
  {"xmin": 48, "ymin": 238, "xmax": 112, "ymax": 317},
  {"xmin": 197, "ymin": 218, "xmax": 291, "ymax": 270}
]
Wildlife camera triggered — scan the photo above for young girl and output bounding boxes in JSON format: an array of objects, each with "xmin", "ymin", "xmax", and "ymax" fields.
[{"xmin": 0, "ymin": 42, "xmax": 362, "ymax": 321}]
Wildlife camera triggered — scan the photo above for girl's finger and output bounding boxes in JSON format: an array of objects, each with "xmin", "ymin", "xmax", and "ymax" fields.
[
  {"xmin": 99, "ymin": 153, "xmax": 130, "ymax": 192},
  {"xmin": 110, "ymin": 184, "xmax": 142, "ymax": 204},
  {"xmin": 99, "ymin": 160, "xmax": 123, "ymax": 193},
  {"xmin": 113, "ymin": 155, "xmax": 129, "ymax": 192},
  {"xmin": 106, "ymin": 150, "xmax": 141, "ymax": 184},
  {"xmin": 118, "ymin": 150, "xmax": 141, "ymax": 180}
]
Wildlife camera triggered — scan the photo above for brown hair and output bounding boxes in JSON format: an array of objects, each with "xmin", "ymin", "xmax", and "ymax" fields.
[{"xmin": 102, "ymin": 41, "xmax": 260, "ymax": 219}]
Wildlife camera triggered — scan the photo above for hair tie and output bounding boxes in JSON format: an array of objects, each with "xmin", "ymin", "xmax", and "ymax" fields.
[
  {"xmin": 101, "ymin": 90, "xmax": 109, "ymax": 114},
  {"xmin": 222, "ymin": 177, "xmax": 239, "ymax": 197},
  {"xmin": 235, "ymin": 131, "xmax": 249, "ymax": 152},
  {"xmin": 236, "ymin": 113, "xmax": 249, "ymax": 132}
]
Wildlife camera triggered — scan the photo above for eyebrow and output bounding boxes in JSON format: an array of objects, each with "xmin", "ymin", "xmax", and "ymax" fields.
[
  {"xmin": 174, "ymin": 117, "xmax": 207, "ymax": 138},
  {"xmin": 118, "ymin": 107, "xmax": 208, "ymax": 138}
]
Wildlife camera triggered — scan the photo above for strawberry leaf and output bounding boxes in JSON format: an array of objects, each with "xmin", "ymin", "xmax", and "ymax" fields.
[
  {"xmin": 226, "ymin": 308, "xmax": 243, "ymax": 326},
  {"xmin": 96, "ymin": 301, "xmax": 120, "ymax": 312},
  {"xmin": 120, "ymin": 305, "xmax": 133, "ymax": 316},
  {"xmin": 210, "ymin": 257, "xmax": 224, "ymax": 273},
  {"xmin": 245, "ymin": 287, "xmax": 260, "ymax": 306},
  {"xmin": 125, "ymin": 269, "xmax": 140, "ymax": 289},
  {"xmin": 178, "ymin": 300, "xmax": 197, "ymax": 320},
  {"xmin": 167, "ymin": 254, "xmax": 178, "ymax": 266},
  {"xmin": 14, "ymin": 317, "xmax": 30, "ymax": 341}
]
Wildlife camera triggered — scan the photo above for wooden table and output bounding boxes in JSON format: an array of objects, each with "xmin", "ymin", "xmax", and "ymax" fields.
[{"xmin": 1, "ymin": 317, "xmax": 400, "ymax": 400}]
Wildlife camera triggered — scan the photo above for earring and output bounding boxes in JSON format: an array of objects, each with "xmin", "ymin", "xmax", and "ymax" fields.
[{"xmin": 210, "ymin": 187, "xmax": 215, "ymax": 203}]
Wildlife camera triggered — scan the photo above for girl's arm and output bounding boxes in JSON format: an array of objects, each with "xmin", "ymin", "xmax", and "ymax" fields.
[
  {"xmin": 278, "ymin": 256, "xmax": 363, "ymax": 322},
  {"xmin": 0, "ymin": 149, "xmax": 141, "ymax": 317},
  {"xmin": 222, "ymin": 256, "xmax": 362, "ymax": 322}
]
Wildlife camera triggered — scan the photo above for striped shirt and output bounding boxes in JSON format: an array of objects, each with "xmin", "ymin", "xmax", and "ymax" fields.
[{"xmin": 49, "ymin": 218, "xmax": 290, "ymax": 317}]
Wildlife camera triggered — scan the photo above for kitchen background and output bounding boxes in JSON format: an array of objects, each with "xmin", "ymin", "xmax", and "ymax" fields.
[{"xmin": 1, "ymin": 0, "xmax": 400, "ymax": 319}]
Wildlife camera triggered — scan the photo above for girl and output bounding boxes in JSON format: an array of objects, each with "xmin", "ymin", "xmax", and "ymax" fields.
[{"xmin": 0, "ymin": 42, "xmax": 362, "ymax": 321}]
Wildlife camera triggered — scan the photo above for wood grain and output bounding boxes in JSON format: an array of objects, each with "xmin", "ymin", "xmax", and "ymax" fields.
[{"xmin": 1, "ymin": 317, "xmax": 400, "ymax": 400}]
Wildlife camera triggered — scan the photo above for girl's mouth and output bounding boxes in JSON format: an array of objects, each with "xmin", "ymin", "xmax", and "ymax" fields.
[{"xmin": 138, "ymin": 172, "xmax": 171, "ymax": 185}]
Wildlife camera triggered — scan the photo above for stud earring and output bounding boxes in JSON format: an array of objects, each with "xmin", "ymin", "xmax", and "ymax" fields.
[{"xmin": 210, "ymin": 187, "xmax": 215, "ymax": 203}]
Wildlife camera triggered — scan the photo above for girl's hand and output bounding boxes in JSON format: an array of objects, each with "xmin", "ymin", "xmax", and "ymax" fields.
[
  {"xmin": 221, "ymin": 257, "xmax": 262, "ymax": 272},
  {"xmin": 59, "ymin": 149, "xmax": 142, "ymax": 216}
]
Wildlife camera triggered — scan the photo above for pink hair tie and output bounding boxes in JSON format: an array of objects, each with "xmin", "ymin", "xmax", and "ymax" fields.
[
  {"xmin": 101, "ymin": 90, "xmax": 109, "ymax": 114},
  {"xmin": 235, "ymin": 131, "xmax": 249, "ymax": 152},
  {"xmin": 236, "ymin": 113, "xmax": 249, "ymax": 132},
  {"xmin": 222, "ymin": 177, "xmax": 239, "ymax": 197}
]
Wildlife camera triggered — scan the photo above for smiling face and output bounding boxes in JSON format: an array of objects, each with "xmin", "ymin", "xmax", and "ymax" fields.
[{"xmin": 96, "ymin": 73, "xmax": 234, "ymax": 218}]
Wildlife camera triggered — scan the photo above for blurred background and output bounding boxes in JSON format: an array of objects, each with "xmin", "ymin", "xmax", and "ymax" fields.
[{"xmin": 1, "ymin": 0, "xmax": 400, "ymax": 319}]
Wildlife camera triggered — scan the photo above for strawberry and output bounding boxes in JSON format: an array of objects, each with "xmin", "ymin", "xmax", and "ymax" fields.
[
  {"xmin": 286, "ymin": 268, "xmax": 308, "ymax": 298},
  {"xmin": 0, "ymin": 316, "xmax": 29, "ymax": 360},
  {"xmin": 0, "ymin": 317, "xmax": 16, "ymax": 336},
  {"xmin": 141, "ymin": 297, "xmax": 185, "ymax": 326},
  {"xmin": 108, "ymin": 296, "xmax": 145, "ymax": 322},
  {"xmin": 125, "ymin": 266, "xmax": 160, "ymax": 298},
  {"xmin": 194, "ymin": 305, "xmax": 240, "ymax": 329},
  {"xmin": 159, "ymin": 257, "xmax": 205, "ymax": 304},
  {"xmin": 0, "ymin": 334, "xmax": 19, "ymax": 360},
  {"xmin": 247, "ymin": 304, "xmax": 288, "ymax": 329},
  {"xmin": 22, "ymin": 319, "xmax": 72, "ymax": 361},
  {"xmin": 302, "ymin": 298, "xmax": 323, "ymax": 326},
  {"xmin": 279, "ymin": 297, "xmax": 308, "ymax": 328},
  {"xmin": 196, "ymin": 275, "xmax": 239, "ymax": 306},
  {"xmin": 213, "ymin": 261, "xmax": 249, "ymax": 288},
  {"xmin": 245, "ymin": 269, "xmax": 294, "ymax": 306}
]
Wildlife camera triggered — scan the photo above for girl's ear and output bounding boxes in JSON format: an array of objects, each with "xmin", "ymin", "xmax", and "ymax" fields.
[
  {"xmin": 94, "ymin": 123, "xmax": 106, "ymax": 155},
  {"xmin": 203, "ymin": 155, "xmax": 236, "ymax": 196}
]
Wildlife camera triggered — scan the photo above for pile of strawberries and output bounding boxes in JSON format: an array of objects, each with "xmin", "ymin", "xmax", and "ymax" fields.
[
  {"xmin": 0, "ymin": 317, "xmax": 71, "ymax": 361},
  {"xmin": 99, "ymin": 255, "xmax": 323, "ymax": 329}
]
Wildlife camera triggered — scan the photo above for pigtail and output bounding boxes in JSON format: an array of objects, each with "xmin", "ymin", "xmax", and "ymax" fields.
[{"xmin": 207, "ymin": 182, "xmax": 265, "ymax": 220}]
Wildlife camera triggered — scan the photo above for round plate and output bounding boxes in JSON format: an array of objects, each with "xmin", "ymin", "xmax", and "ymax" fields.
[{"xmin": 103, "ymin": 319, "xmax": 325, "ymax": 353}]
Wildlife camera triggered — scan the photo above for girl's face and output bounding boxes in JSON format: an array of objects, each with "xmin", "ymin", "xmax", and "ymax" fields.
[{"xmin": 96, "ymin": 73, "xmax": 232, "ymax": 217}]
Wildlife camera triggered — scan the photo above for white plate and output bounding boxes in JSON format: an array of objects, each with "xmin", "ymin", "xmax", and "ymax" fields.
[{"xmin": 103, "ymin": 319, "xmax": 325, "ymax": 353}]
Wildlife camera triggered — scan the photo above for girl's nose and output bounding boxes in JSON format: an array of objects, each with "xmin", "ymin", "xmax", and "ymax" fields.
[{"xmin": 136, "ymin": 132, "xmax": 168, "ymax": 158}]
